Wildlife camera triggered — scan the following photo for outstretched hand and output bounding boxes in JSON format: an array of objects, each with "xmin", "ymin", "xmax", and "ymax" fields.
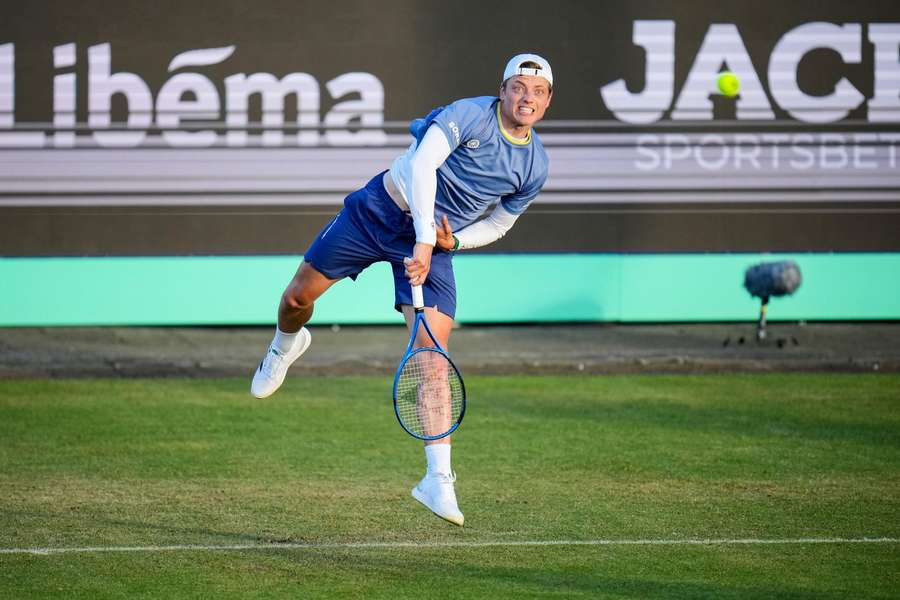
[
  {"xmin": 435, "ymin": 215, "xmax": 456, "ymax": 252},
  {"xmin": 404, "ymin": 242, "xmax": 433, "ymax": 286}
]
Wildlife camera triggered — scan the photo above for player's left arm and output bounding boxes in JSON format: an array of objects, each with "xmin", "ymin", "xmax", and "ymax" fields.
[
  {"xmin": 436, "ymin": 204, "xmax": 520, "ymax": 251},
  {"xmin": 437, "ymin": 170, "xmax": 545, "ymax": 251}
]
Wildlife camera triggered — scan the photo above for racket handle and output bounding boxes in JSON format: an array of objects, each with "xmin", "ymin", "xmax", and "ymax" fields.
[{"xmin": 411, "ymin": 284, "xmax": 424, "ymax": 309}]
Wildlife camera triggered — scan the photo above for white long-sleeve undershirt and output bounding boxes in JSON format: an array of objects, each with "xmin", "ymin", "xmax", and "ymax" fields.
[
  {"xmin": 454, "ymin": 203, "xmax": 519, "ymax": 250},
  {"xmin": 389, "ymin": 124, "xmax": 520, "ymax": 249},
  {"xmin": 395, "ymin": 126, "xmax": 452, "ymax": 246}
]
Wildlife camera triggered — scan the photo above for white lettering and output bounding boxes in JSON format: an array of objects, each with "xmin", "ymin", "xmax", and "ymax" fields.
[
  {"xmin": 760, "ymin": 134, "xmax": 791, "ymax": 168},
  {"xmin": 225, "ymin": 72, "xmax": 320, "ymax": 147},
  {"xmin": 788, "ymin": 134, "xmax": 815, "ymax": 169},
  {"xmin": 0, "ymin": 44, "xmax": 46, "ymax": 147},
  {"xmin": 852, "ymin": 133, "xmax": 878, "ymax": 169},
  {"xmin": 638, "ymin": 133, "xmax": 900, "ymax": 171},
  {"xmin": 819, "ymin": 133, "xmax": 849, "ymax": 168},
  {"xmin": 869, "ymin": 24, "xmax": 900, "ymax": 122},
  {"xmin": 88, "ymin": 43, "xmax": 153, "ymax": 147},
  {"xmin": 0, "ymin": 43, "xmax": 390, "ymax": 149},
  {"xmin": 602, "ymin": 20, "xmax": 900, "ymax": 125},
  {"xmin": 635, "ymin": 134, "xmax": 661, "ymax": 170},
  {"xmin": 662, "ymin": 134, "xmax": 691, "ymax": 169},
  {"xmin": 768, "ymin": 23, "xmax": 865, "ymax": 123},
  {"xmin": 733, "ymin": 134, "xmax": 761, "ymax": 169},
  {"xmin": 157, "ymin": 47, "xmax": 234, "ymax": 147},
  {"xmin": 672, "ymin": 24, "xmax": 774, "ymax": 120},
  {"xmin": 880, "ymin": 133, "xmax": 900, "ymax": 167},
  {"xmin": 694, "ymin": 134, "xmax": 729, "ymax": 170},
  {"xmin": 600, "ymin": 21, "xmax": 676, "ymax": 124},
  {"xmin": 157, "ymin": 74, "xmax": 220, "ymax": 147},
  {"xmin": 324, "ymin": 72, "xmax": 387, "ymax": 146},
  {"xmin": 168, "ymin": 46, "xmax": 235, "ymax": 72},
  {"xmin": 53, "ymin": 43, "xmax": 77, "ymax": 148},
  {"xmin": 0, "ymin": 43, "xmax": 12, "ymax": 129}
]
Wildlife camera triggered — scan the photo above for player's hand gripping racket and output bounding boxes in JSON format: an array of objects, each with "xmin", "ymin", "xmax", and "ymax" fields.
[{"xmin": 392, "ymin": 284, "xmax": 466, "ymax": 440}]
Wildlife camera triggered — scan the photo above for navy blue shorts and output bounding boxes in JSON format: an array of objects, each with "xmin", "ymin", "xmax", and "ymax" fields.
[{"xmin": 303, "ymin": 172, "xmax": 457, "ymax": 319}]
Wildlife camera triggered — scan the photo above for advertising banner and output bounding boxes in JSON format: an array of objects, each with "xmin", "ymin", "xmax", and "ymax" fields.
[{"xmin": 1, "ymin": 0, "xmax": 898, "ymax": 255}]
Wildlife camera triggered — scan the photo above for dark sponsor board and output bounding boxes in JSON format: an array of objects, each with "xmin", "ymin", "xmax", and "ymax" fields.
[
  {"xmin": 1, "ymin": 0, "xmax": 899, "ymax": 255},
  {"xmin": 1, "ymin": 201, "xmax": 899, "ymax": 256}
]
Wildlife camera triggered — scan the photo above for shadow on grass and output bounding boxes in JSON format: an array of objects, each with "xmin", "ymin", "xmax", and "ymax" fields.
[
  {"xmin": 0, "ymin": 508, "xmax": 294, "ymax": 546},
  {"xmin": 486, "ymin": 398, "xmax": 900, "ymax": 450},
  {"xmin": 287, "ymin": 549, "xmax": 859, "ymax": 600}
]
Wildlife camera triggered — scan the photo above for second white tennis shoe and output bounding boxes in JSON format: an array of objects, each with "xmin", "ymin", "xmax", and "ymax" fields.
[
  {"xmin": 412, "ymin": 471, "xmax": 464, "ymax": 526},
  {"xmin": 250, "ymin": 327, "xmax": 312, "ymax": 399}
]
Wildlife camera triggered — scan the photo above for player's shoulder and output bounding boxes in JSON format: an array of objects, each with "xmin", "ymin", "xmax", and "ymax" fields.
[
  {"xmin": 444, "ymin": 96, "xmax": 498, "ymax": 119},
  {"xmin": 437, "ymin": 97, "xmax": 498, "ymax": 144},
  {"xmin": 527, "ymin": 130, "xmax": 550, "ymax": 174},
  {"xmin": 530, "ymin": 129, "xmax": 548, "ymax": 157}
]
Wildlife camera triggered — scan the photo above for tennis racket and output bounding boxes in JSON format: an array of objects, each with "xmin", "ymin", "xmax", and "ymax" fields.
[{"xmin": 392, "ymin": 284, "xmax": 466, "ymax": 440}]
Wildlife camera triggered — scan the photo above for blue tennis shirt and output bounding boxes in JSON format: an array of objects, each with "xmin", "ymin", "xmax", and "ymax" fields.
[{"xmin": 391, "ymin": 96, "xmax": 549, "ymax": 233}]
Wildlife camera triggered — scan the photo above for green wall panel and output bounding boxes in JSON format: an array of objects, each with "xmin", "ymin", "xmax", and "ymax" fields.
[
  {"xmin": 1, "ymin": 253, "xmax": 898, "ymax": 326},
  {"xmin": 616, "ymin": 253, "xmax": 900, "ymax": 322}
]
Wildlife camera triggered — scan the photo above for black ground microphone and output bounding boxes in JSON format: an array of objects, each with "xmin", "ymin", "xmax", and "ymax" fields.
[{"xmin": 744, "ymin": 260, "xmax": 802, "ymax": 340}]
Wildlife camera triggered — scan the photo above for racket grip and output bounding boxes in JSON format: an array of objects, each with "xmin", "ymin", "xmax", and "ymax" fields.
[{"xmin": 411, "ymin": 284, "xmax": 424, "ymax": 309}]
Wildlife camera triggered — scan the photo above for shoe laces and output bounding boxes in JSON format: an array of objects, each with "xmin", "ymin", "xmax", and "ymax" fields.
[
  {"xmin": 430, "ymin": 471, "xmax": 457, "ymax": 485},
  {"xmin": 260, "ymin": 346, "xmax": 286, "ymax": 377}
]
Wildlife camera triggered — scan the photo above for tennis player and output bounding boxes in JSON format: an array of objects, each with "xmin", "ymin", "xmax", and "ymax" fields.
[{"xmin": 251, "ymin": 53, "xmax": 553, "ymax": 526}]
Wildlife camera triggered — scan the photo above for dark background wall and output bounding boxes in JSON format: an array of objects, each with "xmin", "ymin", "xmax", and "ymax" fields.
[{"xmin": 2, "ymin": 0, "xmax": 899, "ymax": 256}]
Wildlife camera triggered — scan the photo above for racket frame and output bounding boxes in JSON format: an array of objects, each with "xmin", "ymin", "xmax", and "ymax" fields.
[{"xmin": 392, "ymin": 284, "xmax": 467, "ymax": 441}]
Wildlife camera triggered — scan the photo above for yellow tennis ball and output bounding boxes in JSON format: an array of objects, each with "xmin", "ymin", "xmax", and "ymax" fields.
[{"xmin": 717, "ymin": 72, "xmax": 740, "ymax": 97}]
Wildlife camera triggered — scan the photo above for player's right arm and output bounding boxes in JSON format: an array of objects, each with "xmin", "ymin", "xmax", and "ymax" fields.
[{"xmin": 404, "ymin": 125, "xmax": 453, "ymax": 285}]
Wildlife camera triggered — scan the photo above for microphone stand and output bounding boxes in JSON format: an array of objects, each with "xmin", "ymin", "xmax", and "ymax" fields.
[{"xmin": 756, "ymin": 296, "xmax": 769, "ymax": 341}]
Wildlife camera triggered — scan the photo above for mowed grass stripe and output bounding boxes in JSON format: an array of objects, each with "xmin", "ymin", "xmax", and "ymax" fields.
[{"xmin": 1, "ymin": 374, "xmax": 899, "ymax": 598}]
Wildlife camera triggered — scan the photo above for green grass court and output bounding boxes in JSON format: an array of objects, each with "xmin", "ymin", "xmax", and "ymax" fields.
[{"xmin": 1, "ymin": 374, "xmax": 899, "ymax": 598}]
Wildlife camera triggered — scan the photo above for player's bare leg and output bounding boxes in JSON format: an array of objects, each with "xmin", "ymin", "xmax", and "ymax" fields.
[
  {"xmin": 251, "ymin": 262, "xmax": 339, "ymax": 398},
  {"xmin": 402, "ymin": 305, "xmax": 464, "ymax": 526},
  {"xmin": 278, "ymin": 262, "xmax": 339, "ymax": 333},
  {"xmin": 415, "ymin": 352, "xmax": 452, "ymax": 438}
]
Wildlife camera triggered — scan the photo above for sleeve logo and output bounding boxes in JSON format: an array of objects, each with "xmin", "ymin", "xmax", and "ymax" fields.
[{"xmin": 448, "ymin": 121, "xmax": 461, "ymax": 144}]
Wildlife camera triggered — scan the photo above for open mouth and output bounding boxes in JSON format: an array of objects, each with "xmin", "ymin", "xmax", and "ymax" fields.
[{"xmin": 516, "ymin": 106, "xmax": 535, "ymax": 117}]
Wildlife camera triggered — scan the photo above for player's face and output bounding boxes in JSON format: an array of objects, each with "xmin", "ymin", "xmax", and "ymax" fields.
[{"xmin": 499, "ymin": 75, "xmax": 552, "ymax": 133}]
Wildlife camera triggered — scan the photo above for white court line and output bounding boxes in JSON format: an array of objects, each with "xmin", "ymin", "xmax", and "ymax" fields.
[{"xmin": 1, "ymin": 537, "xmax": 897, "ymax": 556}]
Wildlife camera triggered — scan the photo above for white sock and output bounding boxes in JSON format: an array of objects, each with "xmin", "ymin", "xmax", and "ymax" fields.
[
  {"xmin": 425, "ymin": 443, "xmax": 452, "ymax": 476},
  {"xmin": 273, "ymin": 327, "xmax": 298, "ymax": 354}
]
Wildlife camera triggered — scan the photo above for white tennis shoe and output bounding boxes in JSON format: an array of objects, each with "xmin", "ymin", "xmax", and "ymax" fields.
[
  {"xmin": 412, "ymin": 471, "xmax": 464, "ymax": 526},
  {"xmin": 250, "ymin": 327, "xmax": 312, "ymax": 399}
]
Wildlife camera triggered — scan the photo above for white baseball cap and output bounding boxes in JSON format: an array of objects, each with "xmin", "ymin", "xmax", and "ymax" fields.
[{"xmin": 503, "ymin": 53, "xmax": 553, "ymax": 87}]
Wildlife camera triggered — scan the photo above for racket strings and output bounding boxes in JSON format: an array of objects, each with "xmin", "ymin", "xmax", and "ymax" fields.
[{"xmin": 395, "ymin": 350, "xmax": 463, "ymax": 438}]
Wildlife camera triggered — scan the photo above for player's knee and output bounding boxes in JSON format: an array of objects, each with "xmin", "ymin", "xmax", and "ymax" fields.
[{"xmin": 281, "ymin": 286, "xmax": 314, "ymax": 312}]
